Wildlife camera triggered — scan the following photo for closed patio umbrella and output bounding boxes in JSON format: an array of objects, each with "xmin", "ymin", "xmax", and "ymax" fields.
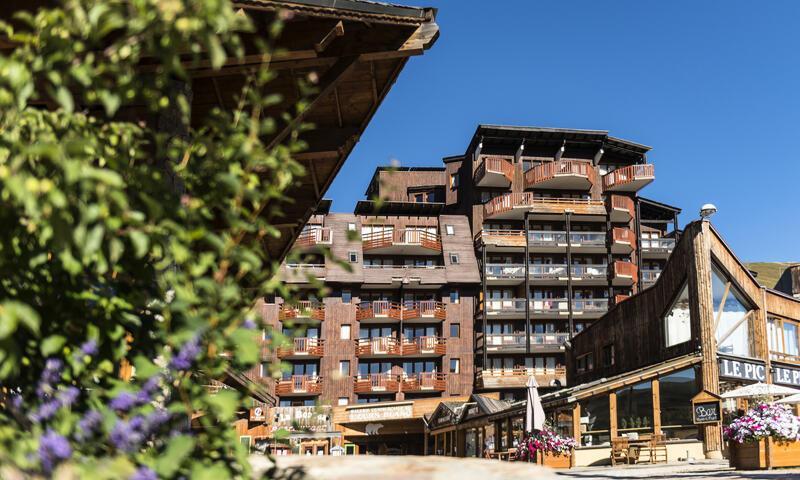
[
  {"xmin": 721, "ymin": 382, "xmax": 800, "ymax": 399},
  {"xmin": 525, "ymin": 376, "xmax": 545, "ymax": 432}
]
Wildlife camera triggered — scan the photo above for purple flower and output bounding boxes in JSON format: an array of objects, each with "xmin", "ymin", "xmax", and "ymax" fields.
[
  {"xmin": 130, "ymin": 466, "xmax": 158, "ymax": 480},
  {"xmin": 57, "ymin": 386, "xmax": 80, "ymax": 407},
  {"xmin": 169, "ymin": 336, "xmax": 201, "ymax": 371},
  {"xmin": 79, "ymin": 340, "xmax": 98, "ymax": 356},
  {"xmin": 110, "ymin": 392, "xmax": 139, "ymax": 412},
  {"xmin": 30, "ymin": 399, "xmax": 61, "ymax": 423},
  {"xmin": 243, "ymin": 318, "xmax": 257, "ymax": 329},
  {"xmin": 9, "ymin": 393, "xmax": 23, "ymax": 411},
  {"xmin": 110, "ymin": 418, "xmax": 144, "ymax": 452},
  {"xmin": 37, "ymin": 358, "xmax": 63, "ymax": 397},
  {"xmin": 142, "ymin": 409, "xmax": 171, "ymax": 436},
  {"xmin": 75, "ymin": 410, "xmax": 103, "ymax": 442},
  {"xmin": 39, "ymin": 429, "xmax": 71, "ymax": 473}
]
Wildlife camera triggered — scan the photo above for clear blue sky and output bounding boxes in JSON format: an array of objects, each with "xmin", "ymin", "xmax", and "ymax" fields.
[{"xmin": 325, "ymin": 0, "xmax": 800, "ymax": 262}]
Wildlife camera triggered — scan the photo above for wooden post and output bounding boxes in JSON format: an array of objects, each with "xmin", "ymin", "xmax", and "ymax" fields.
[
  {"xmin": 572, "ymin": 403, "xmax": 582, "ymax": 446},
  {"xmin": 424, "ymin": 428, "xmax": 429, "ymax": 456},
  {"xmin": 609, "ymin": 392, "xmax": 618, "ymax": 439},
  {"xmin": 652, "ymin": 378, "xmax": 661, "ymax": 435}
]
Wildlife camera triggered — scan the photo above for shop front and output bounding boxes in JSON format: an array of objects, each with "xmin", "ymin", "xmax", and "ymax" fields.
[{"xmin": 235, "ymin": 405, "xmax": 342, "ymax": 455}]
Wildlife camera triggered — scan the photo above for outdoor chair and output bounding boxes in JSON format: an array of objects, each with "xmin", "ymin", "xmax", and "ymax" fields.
[
  {"xmin": 610, "ymin": 438, "xmax": 630, "ymax": 466},
  {"xmin": 649, "ymin": 434, "xmax": 668, "ymax": 463}
]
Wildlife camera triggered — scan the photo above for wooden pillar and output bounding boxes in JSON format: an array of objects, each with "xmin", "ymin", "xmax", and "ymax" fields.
[
  {"xmin": 692, "ymin": 221, "xmax": 723, "ymax": 458},
  {"xmin": 652, "ymin": 379, "xmax": 661, "ymax": 435},
  {"xmin": 609, "ymin": 392, "xmax": 618, "ymax": 439},
  {"xmin": 572, "ymin": 403, "xmax": 582, "ymax": 446},
  {"xmin": 424, "ymin": 428, "xmax": 429, "ymax": 456}
]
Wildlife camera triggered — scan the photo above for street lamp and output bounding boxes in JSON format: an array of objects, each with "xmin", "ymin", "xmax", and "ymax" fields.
[{"xmin": 700, "ymin": 203, "xmax": 717, "ymax": 221}]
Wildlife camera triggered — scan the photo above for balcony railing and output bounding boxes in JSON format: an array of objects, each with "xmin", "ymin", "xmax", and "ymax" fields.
[
  {"xmin": 483, "ymin": 193, "xmax": 606, "ymax": 219},
  {"xmin": 528, "ymin": 231, "xmax": 606, "ymax": 248},
  {"xmin": 608, "ymin": 195, "xmax": 635, "ymax": 222},
  {"xmin": 278, "ymin": 301, "xmax": 325, "ymax": 321},
  {"xmin": 486, "ymin": 298, "xmax": 609, "ymax": 315},
  {"xmin": 294, "ymin": 227, "xmax": 332, "ymax": 248},
  {"xmin": 362, "ymin": 229, "xmax": 442, "ymax": 253},
  {"xmin": 355, "ymin": 337, "xmax": 401, "ymax": 356},
  {"xmin": 524, "ymin": 160, "xmax": 596, "ymax": 190},
  {"xmin": 486, "ymin": 264, "xmax": 608, "ymax": 281},
  {"xmin": 276, "ymin": 338, "xmax": 324, "ymax": 358},
  {"xmin": 355, "ymin": 301, "xmax": 446, "ymax": 321},
  {"xmin": 612, "ymin": 260, "xmax": 638, "ymax": 284},
  {"xmin": 485, "ymin": 333, "xmax": 570, "ymax": 350},
  {"xmin": 401, "ymin": 372, "xmax": 447, "ymax": 392},
  {"xmin": 353, "ymin": 373, "xmax": 399, "ymax": 393},
  {"xmin": 486, "ymin": 264, "xmax": 526, "ymax": 280},
  {"xmin": 641, "ymin": 237, "xmax": 676, "ymax": 254},
  {"xmin": 401, "ymin": 336, "xmax": 447, "ymax": 356},
  {"xmin": 602, "ymin": 164, "xmax": 655, "ymax": 192},
  {"xmin": 475, "ymin": 156, "xmax": 514, "ymax": 187},
  {"xmin": 275, "ymin": 375, "xmax": 322, "ymax": 395},
  {"xmin": 476, "ymin": 367, "xmax": 567, "ymax": 388},
  {"xmin": 612, "ymin": 227, "xmax": 635, "ymax": 253},
  {"xmin": 642, "ymin": 269, "xmax": 662, "ymax": 285}
]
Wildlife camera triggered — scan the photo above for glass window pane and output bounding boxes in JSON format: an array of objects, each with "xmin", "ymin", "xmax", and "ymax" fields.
[
  {"xmin": 664, "ymin": 283, "xmax": 692, "ymax": 347},
  {"xmin": 713, "ymin": 266, "xmax": 753, "ymax": 357},
  {"xmin": 784, "ymin": 323, "xmax": 799, "ymax": 356},
  {"xmin": 659, "ymin": 367, "xmax": 700, "ymax": 440},
  {"xmin": 616, "ymin": 381, "xmax": 653, "ymax": 434},
  {"xmin": 579, "ymin": 396, "xmax": 610, "ymax": 446}
]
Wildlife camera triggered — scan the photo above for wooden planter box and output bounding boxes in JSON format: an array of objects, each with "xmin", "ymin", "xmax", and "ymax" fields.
[
  {"xmin": 729, "ymin": 439, "xmax": 800, "ymax": 469},
  {"xmin": 535, "ymin": 450, "xmax": 573, "ymax": 469}
]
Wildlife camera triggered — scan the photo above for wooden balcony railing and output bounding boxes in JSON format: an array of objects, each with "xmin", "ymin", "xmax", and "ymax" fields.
[
  {"xmin": 602, "ymin": 164, "xmax": 655, "ymax": 191},
  {"xmin": 294, "ymin": 227, "xmax": 332, "ymax": 248},
  {"xmin": 276, "ymin": 338, "xmax": 324, "ymax": 358},
  {"xmin": 362, "ymin": 229, "xmax": 442, "ymax": 252},
  {"xmin": 401, "ymin": 372, "xmax": 447, "ymax": 392},
  {"xmin": 401, "ymin": 336, "xmax": 446, "ymax": 356},
  {"xmin": 612, "ymin": 227, "xmax": 635, "ymax": 245},
  {"xmin": 474, "ymin": 156, "xmax": 514, "ymax": 185},
  {"xmin": 353, "ymin": 373, "xmax": 400, "ymax": 393},
  {"xmin": 355, "ymin": 337, "xmax": 401, "ymax": 356},
  {"xmin": 275, "ymin": 375, "xmax": 322, "ymax": 395},
  {"xmin": 615, "ymin": 294, "xmax": 630, "ymax": 304},
  {"xmin": 476, "ymin": 367, "xmax": 567, "ymax": 387},
  {"xmin": 524, "ymin": 160, "xmax": 596, "ymax": 188},
  {"xmin": 483, "ymin": 193, "xmax": 605, "ymax": 218},
  {"xmin": 355, "ymin": 301, "xmax": 446, "ymax": 321},
  {"xmin": 278, "ymin": 301, "xmax": 325, "ymax": 321},
  {"xmin": 609, "ymin": 194, "xmax": 635, "ymax": 217},
  {"xmin": 613, "ymin": 260, "xmax": 638, "ymax": 283}
]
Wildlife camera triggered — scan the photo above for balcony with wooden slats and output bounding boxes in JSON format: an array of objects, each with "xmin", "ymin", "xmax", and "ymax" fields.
[
  {"xmin": 483, "ymin": 193, "xmax": 606, "ymax": 221},
  {"xmin": 401, "ymin": 336, "xmax": 446, "ymax": 357},
  {"xmin": 611, "ymin": 227, "xmax": 635, "ymax": 254},
  {"xmin": 612, "ymin": 260, "xmax": 638, "ymax": 286},
  {"xmin": 275, "ymin": 375, "xmax": 322, "ymax": 396},
  {"xmin": 278, "ymin": 301, "xmax": 325, "ymax": 322},
  {"xmin": 353, "ymin": 373, "xmax": 400, "ymax": 394},
  {"xmin": 293, "ymin": 226, "xmax": 332, "ymax": 251},
  {"xmin": 355, "ymin": 301, "xmax": 446, "ymax": 323},
  {"xmin": 361, "ymin": 229, "xmax": 442, "ymax": 255},
  {"xmin": 608, "ymin": 195, "xmax": 634, "ymax": 223},
  {"xmin": 602, "ymin": 164, "xmax": 655, "ymax": 192},
  {"xmin": 401, "ymin": 372, "xmax": 447, "ymax": 392},
  {"xmin": 475, "ymin": 229, "xmax": 526, "ymax": 252},
  {"xmin": 476, "ymin": 367, "xmax": 566, "ymax": 389},
  {"xmin": 276, "ymin": 338, "xmax": 324, "ymax": 359},
  {"xmin": 524, "ymin": 160, "xmax": 596, "ymax": 190},
  {"xmin": 474, "ymin": 156, "xmax": 514, "ymax": 188},
  {"xmin": 355, "ymin": 337, "xmax": 401, "ymax": 357}
]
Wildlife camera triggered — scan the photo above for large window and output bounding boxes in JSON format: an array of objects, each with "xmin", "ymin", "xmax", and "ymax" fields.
[
  {"xmin": 712, "ymin": 264, "xmax": 754, "ymax": 357},
  {"xmin": 659, "ymin": 367, "xmax": 700, "ymax": 440},
  {"xmin": 768, "ymin": 316, "xmax": 800, "ymax": 362},
  {"xmin": 616, "ymin": 381, "xmax": 653, "ymax": 435},
  {"xmin": 664, "ymin": 282, "xmax": 692, "ymax": 347},
  {"xmin": 579, "ymin": 396, "xmax": 610, "ymax": 446}
]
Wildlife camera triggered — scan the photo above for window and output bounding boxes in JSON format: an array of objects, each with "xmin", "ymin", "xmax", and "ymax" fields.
[
  {"xmin": 348, "ymin": 251, "xmax": 358, "ymax": 263},
  {"xmin": 659, "ymin": 367, "xmax": 700, "ymax": 440},
  {"xmin": 347, "ymin": 222, "xmax": 356, "ymax": 231},
  {"xmin": 712, "ymin": 264, "xmax": 754, "ymax": 357},
  {"xmin": 445, "ymin": 225, "xmax": 455, "ymax": 236},
  {"xmin": 576, "ymin": 353, "xmax": 594, "ymax": 374},
  {"xmin": 578, "ymin": 395, "xmax": 610, "ymax": 446},
  {"xmin": 602, "ymin": 344, "xmax": 615, "ymax": 367},
  {"xmin": 338, "ymin": 397, "xmax": 349, "ymax": 406},
  {"xmin": 449, "ymin": 290, "xmax": 459, "ymax": 304},
  {"xmin": 664, "ymin": 282, "xmax": 692, "ymax": 347},
  {"xmin": 616, "ymin": 380, "xmax": 654, "ymax": 434},
  {"xmin": 260, "ymin": 362, "xmax": 269, "ymax": 378},
  {"xmin": 769, "ymin": 316, "xmax": 800, "ymax": 361},
  {"xmin": 450, "ymin": 323, "xmax": 460, "ymax": 338},
  {"xmin": 450, "ymin": 358, "xmax": 460, "ymax": 374},
  {"xmin": 342, "ymin": 290, "xmax": 352, "ymax": 304},
  {"xmin": 340, "ymin": 324, "xmax": 351, "ymax": 340},
  {"xmin": 339, "ymin": 360, "xmax": 350, "ymax": 376},
  {"xmin": 449, "ymin": 253, "xmax": 460, "ymax": 264},
  {"xmin": 449, "ymin": 173, "xmax": 459, "ymax": 189}
]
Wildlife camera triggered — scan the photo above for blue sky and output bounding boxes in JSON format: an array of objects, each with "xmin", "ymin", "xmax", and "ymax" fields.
[{"xmin": 325, "ymin": 0, "xmax": 800, "ymax": 262}]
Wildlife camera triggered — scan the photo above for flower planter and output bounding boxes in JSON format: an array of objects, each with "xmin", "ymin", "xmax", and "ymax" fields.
[
  {"xmin": 729, "ymin": 439, "xmax": 800, "ymax": 469},
  {"xmin": 535, "ymin": 450, "xmax": 572, "ymax": 469}
]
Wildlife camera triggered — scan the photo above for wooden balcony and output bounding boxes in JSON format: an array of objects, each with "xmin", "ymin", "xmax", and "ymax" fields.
[
  {"xmin": 524, "ymin": 160, "xmax": 596, "ymax": 190},
  {"xmin": 353, "ymin": 373, "xmax": 400, "ymax": 394},
  {"xmin": 611, "ymin": 227, "xmax": 635, "ymax": 254},
  {"xmin": 401, "ymin": 372, "xmax": 446, "ymax": 392},
  {"xmin": 401, "ymin": 336, "xmax": 446, "ymax": 356},
  {"xmin": 476, "ymin": 367, "xmax": 567, "ymax": 389},
  {"xmin": 355, "ymin": 301, "xmax": 446, "ymax": 323},
  {"xmin": 278, "ymin": 301, "xmax": 325, "ymax": 321},
  {"xmin": 475, "ymin": 229, "xmax": 526, "ymax": 251},
  {"xmin": 641, "ymin": 237, "xmax": 676, "ymax": 259},
  {"xmin": 608, "ymin": 195, "xmax": 634, "ymax": 223},
  {"xmin": 362, "ymin": 229, "xmax": 442, "ymax": 255},
  {"xmin": 276, "ymin": 338, "xmax": 324, "ymax": 359},
  {"xmin": 483, "ymin": 193, "xmax": 606, "ymax": 221},
  {"xmin": 474, "ymin": 156, "xmax": 514, "ymax": 187},
  {"xmin": 293, "ymin": 227, "xmax": 332, "ymax": 250},
  {"xmin": 275, "ymin": 375, "xmax": 322, "ymax": 396},
  {"xmin": 602, "ymin": 164, "xmax": 654, "ymax": 192},
  {"xmin": 612, "ymin": 260, "xmax": 638, "ymax": 286},
  {"xmin": 615, "ymin": 294, "xmax": 630, "ymax": 304},
  {"xmin": 355, "ymin": 337, "xmax": 401, "ymax": 357}
]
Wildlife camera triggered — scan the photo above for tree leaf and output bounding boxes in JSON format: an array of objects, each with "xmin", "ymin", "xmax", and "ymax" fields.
[
  {"xmin": 41, "ymin": 335, "xmax": 67, "ymax": 356},
  {"xmin": 0, "ymin": 301, "xmax": 40, "ymax": 339},
  {"xmin": 55, "ymin": 86, "xmax": 74, "ymax": 113},
  {"xmin": 155, "ymin": 435, "xmax": 195, "ymax": 477},
  {"xmin": 129, "ymin": 230, "xmax": 149, "ymax": 258}
]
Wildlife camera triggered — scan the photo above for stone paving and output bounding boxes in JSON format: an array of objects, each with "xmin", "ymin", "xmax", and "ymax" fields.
[{"xmin": 556, "ymin": 460, "xmax": 800, "ymax": 479}]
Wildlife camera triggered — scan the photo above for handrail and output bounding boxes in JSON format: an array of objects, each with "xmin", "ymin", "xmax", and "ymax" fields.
[
  {"xmin": 524, "ymin": 160, "xmax": 596, "ymax": 188},
  {"xmin": 402, "ymin": 336, "xmax": 447, "ymax": 355},
  {"xmin": 362, "ymin": 229, "xmax": 442, "ymax": 252},
  {"xmin": 276, "ymin": 375, "xmax": 322, "ymax": 394},
  {"xmin": 294, "ymin": 226, "xmax": 332, "ymax": 247},
  {"xmin": 486, "ymin": 298, "xmax": 608, "ymax": 313},
  {"xmin": 483, "ymin": 193, "xmax": 604, "ymax": 218},
  {"xmin": 353, "ymin": 373, "xmax": 399, "ymax": 392},
  {"xmin": 355, "ymin": 300, "xmax": 446, "ymax": 321},
  {"xmin": 641, "ymin": 269, "xmax": 662, "ymax": 282},
  {"xmin": 362, "ymin": 264, "xmax": 445, "ymax": 269},
  {"xmin": 279, "ymin": 301, "xmax": 325, "ymax": 321},
  {"xmin": 276, "ymin": 337, "xmax": 324, "ymax": 357},
  {"xmin": 477, "ymin": 367, "xmax": 566, "ymax": 377},
  {"xmin": 641, "ymin": 237, "xmax": 676, "ymax": 250},
  {"xmin": 355, "ymin": 336, "xmax": 401, "ymax": 356},
  {"xmin": 613, "ymin": 260, "xmax": 638, "ymax": 282},
  {"xmin": 602, "ymin": 164, "xmax": 655, "ymax": 190},
  {"xmin": 485, "ymin": 333, "xmax": 570, "ymax": 347},
  {"xmin": 401, "ymin": 372, "xmax": 447, "ymax": 391},
  {"xmin": 612, "ymin": 227, "xmax": 635, "ymax": 244},
  {"xmin": 475, "ymin": 156, "xmax": 514, "ymax": 184}
]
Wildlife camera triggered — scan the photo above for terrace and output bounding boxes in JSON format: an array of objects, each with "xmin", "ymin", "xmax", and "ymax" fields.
[
  {"xmin": 275, "ymin": 375, "xmax": 322, "ymax": 396},
  {"xmin": 612, "ymin": 260, "xmax": 638, "ymax": 286},
  {"xmin": 641, "ymin": 236, "xmax": 676, "ymax": 258},
  {"xmin": 275, "ymin": 338, "xmax": 324, "ymax": 359},
  {"xmin": 483, "ymin": 193, "xmax": 606, "ymax": 221},
  {"xmin": 484, "ymin": 333, "xmax": 570, "ymax": 353},
  {"xmin": 362, "ymin": 228, "xmax": 442, "ymax": 255},
  {"xmin": 611, "ymin": 227, "xmax": 636, "ymax": 254},
  {"xmin": 474, "ymin": 156, "xmax": 514, "ymax": 188},
  {"xmin": 293, "ymin": 226, "xmax": 332, "ymax": 250},
  {"xmin": 355, "ymin": 300, "xmax": 447, "ymax": 323},
  {"xmin": 602, "ymin": 164, "xmax": 655, "ymax": 192},
  {"xmin": 278, "ymin": 301, "xmax": 325, "ymax": 321},
  {"xmin": 608, "ymin": 195, "xmax": 635, "ymax": 223},
  {"xmin": 476, "ymin": 367, "xmax": 567, "ymax": 389},
  {"xmin": 353, "ymin": 373, "xmax": 400, "ymax": 394},
  {"xmin": 401, "ymin": 372, "xmax": 447, "ymax": 392},
  {"xmin": 524, "ymin": 160, "xmax": 596, "ymax": 190}
]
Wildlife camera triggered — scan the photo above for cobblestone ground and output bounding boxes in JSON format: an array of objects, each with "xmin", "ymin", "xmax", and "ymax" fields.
[{"xmin": 556, "ymin": 460, "xmax": 800, "ymax": 479}]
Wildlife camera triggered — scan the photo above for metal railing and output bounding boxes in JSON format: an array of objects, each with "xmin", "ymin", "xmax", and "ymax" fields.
[
  {"xmin": 486, "ymin": 298, "xmax": 609, "ymax": 314},
  {"xmin": 641, "ymin": 237, "xmax": 676, "ymax": 251},
  {"xmin": 641, "ymin": 269, "xmax": 662, "ymax": 284},
  {"xmin": 486, "ymin": 264, "xmax": 608, "ymax": 280},
  {"xmin": 485, "ymin": 333, "xmax": 570, "ymax": 348},
  {"xmin": 528, "ymin": 231, "xmax": 606, "ymax": 247}
]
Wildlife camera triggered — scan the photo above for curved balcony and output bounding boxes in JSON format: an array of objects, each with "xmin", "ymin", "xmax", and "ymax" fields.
[
  {"xmin": 475, "ymin": 156, "xmax": 514, "ymax": 187},
  {"xmin": 608, "ymin": 195, "xmax": 634, "ymax": 223},
  {"xmin": 355, "ymin": 301, "xmax": 446, "ymax": 323},
  {"xmin": 401, "ymin": 372, "xmax": 446, "ymax": 392},
  {"xmin": 524, "ymin": 160, "xmax": 596, "ymax": 190},
  {"xmin": 484, "ymin": 193, "xmax": 606, "ymax": 221},
  {"xmin": 401, "ymin": 336, "xmax": 446, "ymax": 356},
  {"xmin": 641, "ymin": 237, "xmax": 676, "ymax": 259},
  {"xmin": 293, "ymin": 226, "xmax": 332, "ymax": 250},
  {"xmin": 353, "ymin": 373, "xmax": 399, "ymax": 394},
  {"xmin": 275, "ymin": 375, "xmax": 322, "ymax": 396},
  {"xmin": 612, "ymin": 260, "xmax": 638, "ymax": 286},
  {"xmin": 278, "ymin": 301, "xmax": 325, "ymax": 321},
  {"xmin": 484, "ymin": 333, "xmax": 569, "ymax": 353},
  {"xmin": 602, "ymin": 164, "xmax": 654, "ymax": 192},
  {"xmin": 355, "ymin": 337, "xmax": 401, "ymax": 357},
  {"xmin": 362, "ymin": 229, "xmax": 442, "ymax": 255},
  {"xmin": 276, "ymin": 338, "xmax": 324, "ymax": 359},
  {"xmin": 611, "ymin": 227, "xmax": 635, "ymax": 254},
  {"xmin": 476, "ymin": 367, "xmax": 566, "ymax": 389}
]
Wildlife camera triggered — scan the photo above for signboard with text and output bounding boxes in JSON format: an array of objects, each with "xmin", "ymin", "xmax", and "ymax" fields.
[
  {"xmin": 773, "ymin": 365, "xmax": 800, "ymax": 387},
  {"xmin": 691, "ymin": 390, "xmax": 722, "ymax": 425},
  {"xmin": 718, "ymin": 357, "xmax": 766, "ymax": 382}
]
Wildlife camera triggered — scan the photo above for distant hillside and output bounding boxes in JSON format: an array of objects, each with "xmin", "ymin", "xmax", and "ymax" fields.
[{"xmin": 745, "ymin": 262, "xmax": 798, "ymax": 289}]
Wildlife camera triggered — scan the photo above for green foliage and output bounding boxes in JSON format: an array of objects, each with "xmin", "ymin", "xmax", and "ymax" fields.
[{"xmin": 0, "ymin": 0, "xmax": 315, "ymax": 477}]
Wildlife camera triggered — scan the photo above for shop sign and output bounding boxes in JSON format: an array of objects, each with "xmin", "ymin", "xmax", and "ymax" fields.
[
  {"xmin": 271, "ymin": 406, "xmax": 332, "ymax": 433},
  {"xmin": 250, "ymin": 407, "xmax": 266, "ymax": 422},
  {"xmin": 718, "ymin": 357, "xmax": 766, "ymax": 382},
  {"xmin": 773, "ymin": 365, "xmax": 800, "ymax": 387},
  {"xmin": 691, "ymin": 390, "xmax": 722, "ymax": 425},
  {"xmin": 347, "ymin": 403, "xmax": 413, "ymax": 423}
]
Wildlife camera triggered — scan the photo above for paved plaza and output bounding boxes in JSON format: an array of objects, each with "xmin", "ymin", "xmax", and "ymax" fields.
[{"xmin": 557, "ymin": 460, "xmax": 800, "ymax": 479}]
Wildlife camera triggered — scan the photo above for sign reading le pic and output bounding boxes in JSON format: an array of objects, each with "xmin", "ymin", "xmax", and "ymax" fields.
[{"xmin": 718, "ymin": 357, "xmax": 766, "ymax": 382}]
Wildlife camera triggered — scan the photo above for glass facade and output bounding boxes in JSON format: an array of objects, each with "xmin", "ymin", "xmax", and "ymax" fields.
[
  {"xmin": 664, "ymin": 283, "xmax": 692, "ymax": 347},
  {"xmin": 712, "ymin": 264, "xmax": 753, "ymax": 356},
  {"xmin": 616, "ymin": 381, "xmax": 653, "ymax": 434},
  {"xmin": 579, "ymin": 395, "xmax": 610, "ymax": 446},
  {"xmin": 659, "ymin": 367, "xmax": 700, "ymax": 439}
]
